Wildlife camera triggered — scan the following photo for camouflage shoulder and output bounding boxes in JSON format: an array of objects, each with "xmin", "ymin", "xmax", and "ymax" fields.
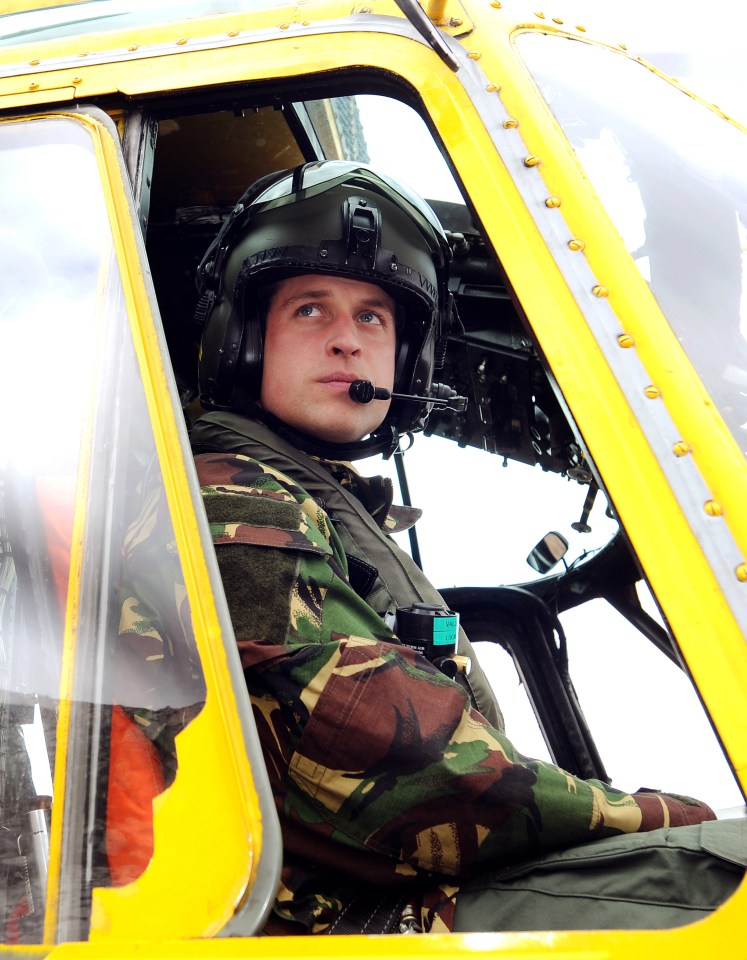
[{"xmin": 195, "ymin": 451, "xmax": 336, "ymax": 555}]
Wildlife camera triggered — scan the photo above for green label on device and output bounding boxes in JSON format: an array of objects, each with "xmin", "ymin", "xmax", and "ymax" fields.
[{"xmin": 433, "ymin": 616, "xmax": 458, "ymax": 646}]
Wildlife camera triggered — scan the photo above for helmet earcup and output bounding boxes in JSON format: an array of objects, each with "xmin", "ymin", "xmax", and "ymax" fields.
[
  {"xmin": 235, "ymin": 275, "xmax": 264, "ymax": 400},
  {"xmin": 198, "ymin": 248, "xmax": 268, "ymax": 406},
  {"xmin": 197, "ymin": 297, "xmax": 243, "ymax": 406}
]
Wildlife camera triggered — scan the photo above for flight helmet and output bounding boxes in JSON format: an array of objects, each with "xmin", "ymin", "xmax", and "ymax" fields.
[{"xmin": 195, "ymin": 160, "xmax": 453, "ymax": 458}]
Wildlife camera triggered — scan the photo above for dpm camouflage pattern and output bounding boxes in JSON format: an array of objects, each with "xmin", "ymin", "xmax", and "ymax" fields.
[
  {"xmin": 193, "ymin": 450, "xmax": 716, "ymax": 934},
  {"xmin": 116, "ymin": 478, "xmax": 207, "ymax": 776}
]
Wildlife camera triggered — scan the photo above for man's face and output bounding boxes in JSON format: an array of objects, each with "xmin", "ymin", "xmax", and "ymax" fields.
[{"xmin": 260, "ymin": 274, "xmax": 397, "ymax": 443}]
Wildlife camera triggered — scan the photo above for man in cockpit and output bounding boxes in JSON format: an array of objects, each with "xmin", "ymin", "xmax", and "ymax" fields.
[{"xmin": 112, "ymin": 160, "xmax": 744, "ymax": 934}]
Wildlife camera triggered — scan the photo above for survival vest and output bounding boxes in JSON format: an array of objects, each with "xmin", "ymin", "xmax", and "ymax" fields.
[{"xmin": 190, "ymin": 410, "xmax": 504, "ymax": 731}]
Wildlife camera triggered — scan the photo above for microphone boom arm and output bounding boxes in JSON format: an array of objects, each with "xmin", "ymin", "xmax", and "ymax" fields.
[{"xmin": 349, "ymin": 379, "xmax": 467, "ymax": 413}]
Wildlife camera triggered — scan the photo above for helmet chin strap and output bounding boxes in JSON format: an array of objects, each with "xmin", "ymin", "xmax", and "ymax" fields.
[
  {"xmin": 278, "ymin": 419, "xmax": 402, "ymax": 462},
  {"xmin": 216, "ymin": 390, "xmax": 402, "ymax": 461}
]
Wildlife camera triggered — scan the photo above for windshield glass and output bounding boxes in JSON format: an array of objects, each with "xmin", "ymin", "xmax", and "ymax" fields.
[
  {"xmin": 0, "ymin": 115, "xmax": 206, "ymax": 943},
  {"xmin": 350, "ymin": 94, "xmax": 618, "ymax": 580},
  {"xmin": 0, "ymin": 0, "xmax": 296, "ymax": 47},
  {"xmin": 517, "ymin": 33, "xmax": 747, "ymax": 459}
]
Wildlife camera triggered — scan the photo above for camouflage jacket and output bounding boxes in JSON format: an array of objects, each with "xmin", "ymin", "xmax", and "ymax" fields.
[{"xmin": 186, "ymin": 413, "xmax": 716, "ymax": 935}]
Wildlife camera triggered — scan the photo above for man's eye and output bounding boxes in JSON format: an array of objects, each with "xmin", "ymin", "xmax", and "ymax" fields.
[
  {"xmin": 358, "ymin": 310, "xmax": 384, "ymax": 326},
  {"xmin": 298, "ymin": 303, "xmax": 321, "ymax": 317}
]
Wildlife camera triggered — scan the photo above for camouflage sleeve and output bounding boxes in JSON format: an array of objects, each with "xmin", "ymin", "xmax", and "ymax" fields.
[
  {"xmin": 115, "ymin": 481, "xmax": 206, "ymax": 767},
  {"xmin": 195, "ymin": 452, "xmax": 715, "ymax": 881}
]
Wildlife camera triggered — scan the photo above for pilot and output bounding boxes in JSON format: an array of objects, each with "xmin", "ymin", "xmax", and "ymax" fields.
[
  {"xmin": 116, "ymin": 161, "xmax": 744, "ymax": 934},
  {"xmin": 187, "ymin": 161, "xmax": 745, "ymax": 934}
]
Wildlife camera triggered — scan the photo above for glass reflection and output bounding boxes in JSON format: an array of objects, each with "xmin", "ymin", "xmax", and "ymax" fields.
[
  {"xmin": 518, "ymin": 34, "xmax": 747, "ymax": 456},
  {"xmin": 0, "ymin": 119, "xmax": 97, "ymax": 943},
  {"xmin": 0, "ymin": 117, "xmax": 205, "ymax": 944}
]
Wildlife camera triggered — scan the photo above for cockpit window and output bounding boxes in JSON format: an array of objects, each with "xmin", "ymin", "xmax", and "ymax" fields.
[
  {"xmin": 0, "ymin": 114, "xmax": 206, "ymax": 943},
  {"xmin": 517, "ymin": 33, "xmax": 747, "ymax": 458}
]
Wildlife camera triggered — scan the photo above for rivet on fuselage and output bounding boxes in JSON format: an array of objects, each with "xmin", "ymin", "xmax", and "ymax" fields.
[
  {"xmin": 535, "ymin": 11, "xmax": 546, "ymax": 19},
  {"xmin": 545, "ymin": 196, "xmax": 561, "ymax": 208},
  {"xmin": 576, "ymin": 25, "xmax": 587, "ymax": 32},
  {"xmin": 29, "ymin": 83, "xmax": 39, "ymax": 91},
  {"xmin": 736, "ymin": 563, "xmax": 747, "ymax": 582},
  {"xmin": 704, "ymin": 500, "xmax": 723, "ymax": 517},
  {"xmin": 176, "ymin": 38, "xmax": 187, "ymax": 45},
  {"xmin": 468, "ymin": 50, "xmax": 482, "ymax": 60},
  {"xmin": 450, "ymin": 17, "xmax": 464, "ymax": 26},
  {"xmin": 643, "ymin": 385, "xmax": 661, "ymax": 399},
  {"xmin": 490, "ymin": 1, "xmax": 502, "ymax": 7},
  {"xmin": 592, "ymin": 285, "xmax": 609, "ymax": 298},
  {"xmin": 72, "ymin": 77, "xmax": 82, "ymax": 84},
  {"xmin": 503, "ymin": 117, "xmax": 519, "ymax": 128},
  {"xmin": 673, "ymin": 441, "xmax": 691, "ymax": 457},
  {"xmin": 486, "ymin": 83, "xmax": 501, "ymax": 93},
  {"xmin": 29, "ymin": 59, "xmax": 40, "ymax": 66},
  {"xmin": 228, "ymin": 30, "xmax": 239, "ymax": 37},
  {"xmin": 552, "ymin": 17, "xmax": 563, "ymax": 24},
  {"xmin": 568, "ymin": 239, "xmax": 585, "ymax": 251},
  {"xmin": 617, "ymin": 333, "xmax": 634, "ymax": 348},
  {"xmin": 524, "ymin": 155, "xmax": 540, "ymax": 167}
]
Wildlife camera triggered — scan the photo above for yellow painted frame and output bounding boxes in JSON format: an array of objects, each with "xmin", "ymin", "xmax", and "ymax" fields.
[
  {"xmin": 80, "ymin": 108, "xmax": 273, "ymax": 940},
  {"xmin": 443, "ymin": 0, "xmax": 747, "ymax": 858},
  {"xmin": 0, "ymin": 108, "xmax": 274, "ymax": 942},
  {"xmin": 1, "ymin": 1, "xmax": 744, "ymax": 956},
  {"xmin": 463, "ymin": 8, "xmax": 747, "ymax": 783}
]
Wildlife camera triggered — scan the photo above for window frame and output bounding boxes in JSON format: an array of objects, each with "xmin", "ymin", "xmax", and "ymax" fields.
[{"xmin": 0, "ymin": 106, "xmax": 281, "ymax": 944}]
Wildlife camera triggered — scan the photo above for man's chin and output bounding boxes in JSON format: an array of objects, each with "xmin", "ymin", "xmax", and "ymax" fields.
[
  {"xmin": 309, "ymin": 426, "xmax": 376, "ymax": 445},
  {"xmin": 292, "ymin": 416, "xmax": 385, "ymax": 446}
]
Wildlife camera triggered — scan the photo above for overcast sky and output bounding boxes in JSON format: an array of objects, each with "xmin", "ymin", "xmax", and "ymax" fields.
[{"xmin": 569, "ymin": 0, "xmax": 747, "ymax": 123}]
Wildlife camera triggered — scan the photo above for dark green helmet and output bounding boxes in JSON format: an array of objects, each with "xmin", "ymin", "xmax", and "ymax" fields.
[{"xmin": 195, "ymin": 160, "xmax": 453, "ymax": 458}]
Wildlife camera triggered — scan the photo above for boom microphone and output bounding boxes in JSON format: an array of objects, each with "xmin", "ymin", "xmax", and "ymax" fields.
[{"xmin": 349, "ymin": 379, "xmax": 467, "ymax": 412}]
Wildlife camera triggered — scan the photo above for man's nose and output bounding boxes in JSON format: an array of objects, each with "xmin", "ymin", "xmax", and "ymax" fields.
[{"xmin": 326, "ymin": 313, "xmax": 362, "ymax": 356}]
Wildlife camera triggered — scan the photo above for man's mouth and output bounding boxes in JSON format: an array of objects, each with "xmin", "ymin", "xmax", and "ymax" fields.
[{"xmin": 318, "ymin": 372, "xmax": 360, "ymax": 386}]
